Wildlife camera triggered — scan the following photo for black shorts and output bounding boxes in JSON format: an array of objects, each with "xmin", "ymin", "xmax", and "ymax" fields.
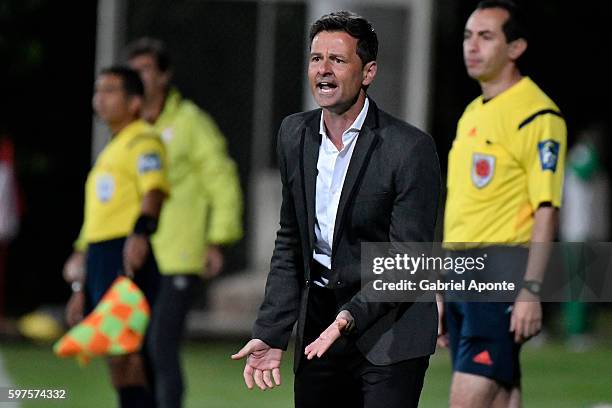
[
  {"xmin": 445, "ymin": 301, "xmax": 521, "ymax": 387},
  {"xmin": 444, "ymin": 247, "xmax": 528, "ymax": 387},
  {"xmin": 84, "ymin": 237, "xmax": 160, "ymax": 314}
]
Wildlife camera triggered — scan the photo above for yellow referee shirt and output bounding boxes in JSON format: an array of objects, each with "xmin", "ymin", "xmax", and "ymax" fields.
[
  {"xmin": 82, "ymin": 120, "xmax": 169, "ymax": 244},
  {"xmin": 444, "ymin": 77, "xmax": 566, "ymax": 244}
]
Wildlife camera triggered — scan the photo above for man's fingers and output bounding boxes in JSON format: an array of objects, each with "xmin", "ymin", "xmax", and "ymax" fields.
[
  {"xmin": 305, "ymin": 340, "xmax": 319, "ymax": 360},
  {"xmin": 124, "ymin": 264, "xmax": 135, "ymax": 279},
  {"xmin": 231, "ymin": 342, "xmax": 253, "ymax": 360},
  {"xmin": 516, "ymin": 317, "xmax": 530, "ymax": 343},
  {"xmin": 263, "ymin": 370, "xmax": 274, "ymax": 388},
  {"xmin": 272, "ymin": 368, "xmax": 281, "ymax": 386},
  {"xmin": 304, "ymin": 337, "xmax": 321, "ymax": 356},
  {"xmin": 243, "ymin": 364, "xmax": 254, "ymax": 389},
  {"xmin": 528, "ymin": 318, "xmax": 541, "ymax": 339},
  {"xmin": 316, "ymin": 344, "xmax": 330, "ymax": 358},
  {"xmin": 510, "ymin": 312, "xmax": 520, "ymax": 342},
  {"xmin": 514, "ymin": 318, "xmax": 523, "ymax": 343},
  {"xmin": 522, "ymin": 318, "xmax": 531, "ymax": 340},
  {"xmin": 304, "ymin": 323, "xmax": 341, "ymax": 359},
  {"xmin": 304, "ymin": 343, "xmax": 312, "ymax": 355},
  {"xmin": 304, "ymin": 337, "xmax": 332, "ymax": 359},
  {"xmin": 254, "ymin": 369, "xmax": 266, "ymax": 390},
  {"xmin": 437, "ymin": 334, "xmax": 449, "ymax": 348}
]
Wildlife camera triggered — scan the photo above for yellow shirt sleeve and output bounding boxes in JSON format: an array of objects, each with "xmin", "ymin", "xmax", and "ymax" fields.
[
  {"xmin": 519, "ymin": 113, "xmax": 567, "ymax": 209},
  {"xmin": 131, "ymin": 137, "xmax": 170, "ymax": 196}
]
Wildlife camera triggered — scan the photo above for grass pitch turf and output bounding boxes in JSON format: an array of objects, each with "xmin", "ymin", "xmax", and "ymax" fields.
[{"xmin": 1, "ymin": 338, "xmax": 611, "ymax": 407}]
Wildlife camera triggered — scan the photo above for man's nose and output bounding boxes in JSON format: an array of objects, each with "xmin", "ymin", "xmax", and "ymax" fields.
[
  {"xmin": 465, "ymin": 38, "xmax": 478, "ymax": 52},
  {"xmin": 318, "ymin": 58, "xmax": 332, "ymax": 75}
]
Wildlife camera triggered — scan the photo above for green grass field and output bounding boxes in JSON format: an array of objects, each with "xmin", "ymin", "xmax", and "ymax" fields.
[{"xmin": 1, "ymin": 337, "xmax": 612, "ymax": 407}]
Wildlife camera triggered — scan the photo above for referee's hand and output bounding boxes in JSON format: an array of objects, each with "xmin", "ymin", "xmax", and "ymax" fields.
[
  {"xmin": 65, "ymin": 292, "xmax": 85, "ymax": 327},
  {"xmin": 436, "ymin": 293, "xmax": 449, "ymax": 348},
  {"xmin": 63, "ymin": 251, "xmax": 85, "ymax": 283},
  {"xmin": 510, "ymin": 289, "xmax": 542, "ymax": 343},
  {"xmin": 123, "ymin": 234, "xmax": 149, "ymax": 278}
]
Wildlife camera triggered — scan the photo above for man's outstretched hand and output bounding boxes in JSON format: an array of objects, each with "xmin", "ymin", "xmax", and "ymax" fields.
[
  {"xmin": 231, "ymin": 339, "xmax": 283, "ymax": 390},
  {"xmin": 304, "ymin": 310, "xmax": 354, "ymax": 360}
]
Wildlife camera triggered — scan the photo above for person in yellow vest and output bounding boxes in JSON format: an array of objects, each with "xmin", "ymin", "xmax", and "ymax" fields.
[
  {"xmin": 439, "ymin": 1, "xmax": 566, "ymax": 407},
  {"xmin": 63, "ymin": 66, "xmax": 169, "ymax": 407},
  {"xmin": 124, "ymin": 38, "xmax": 243, "ymax": 408}
]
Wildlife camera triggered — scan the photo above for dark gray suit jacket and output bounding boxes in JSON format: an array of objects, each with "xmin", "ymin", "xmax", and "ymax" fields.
[{"xmin": 252, "ymin": 100, "xmax": 441, "ymax": 370}]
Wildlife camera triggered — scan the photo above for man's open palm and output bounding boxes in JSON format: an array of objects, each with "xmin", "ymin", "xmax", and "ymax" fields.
[
  {"xmin": 304, "ymin": 310, "xmax": 352, "ymax": 359},
  {"xmin": 232, "ymin": 339, "xmax": 283, "ymax": 390}
]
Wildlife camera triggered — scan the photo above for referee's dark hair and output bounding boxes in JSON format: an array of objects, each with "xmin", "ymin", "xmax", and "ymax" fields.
[
  {"xmin": 475, "ymin": 0, "xmax": 528, "ymax": 43},
  {"xmin": 309, "ymin": 10, "xmax": 378, "ymax": 66},
  {"xmin": 124, "ymin": 37, "xmax": 172, "ymax": 73},
  {"xmin": 99, "ymin": 66, "xmax": 145, "ymax": 97}
]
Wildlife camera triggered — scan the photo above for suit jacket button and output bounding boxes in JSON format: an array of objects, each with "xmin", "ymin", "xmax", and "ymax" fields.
[
  {"xmin": 305, "ymin": 280, "xmax": 310, "ymax": 286},
  {"xmin": 337, "ymin": 281, "xmax": 341, "ymax": 286}
]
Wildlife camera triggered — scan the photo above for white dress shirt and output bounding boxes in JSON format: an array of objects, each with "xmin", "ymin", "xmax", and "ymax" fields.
[{"xmin": 312, "ymin": 98, "xmax": 369, "ymax": 285}]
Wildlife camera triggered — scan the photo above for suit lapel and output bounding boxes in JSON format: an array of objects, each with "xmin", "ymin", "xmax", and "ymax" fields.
[
  {"xmin": 331, "ymin": 125, "xmax": 379, "ymax": 257},
  {"xmin": 301, "ymin": 115, "xmax": 321, "ymax": 252}
]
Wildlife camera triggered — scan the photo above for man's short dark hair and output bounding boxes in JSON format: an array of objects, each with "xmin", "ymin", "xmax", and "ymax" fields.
[
  {"xmin": 99, "ymin": 66, "xmax": 145, "ymax": 97},
  {"xmin": 124, "ymin": 37, "xmax": 172, "ymax": 73},
  {"xmin": 309, "ymin": 10, "xmax": 378, "ymax": 65},
  {"xmin": 476, "ymin": 0, "xmax": 528, "ymax": 43}
]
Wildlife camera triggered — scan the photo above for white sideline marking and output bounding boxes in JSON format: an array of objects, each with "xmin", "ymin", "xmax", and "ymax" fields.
[{"xmin": 0, "ymin": 349, "xmax": 20, "ymax": 407}]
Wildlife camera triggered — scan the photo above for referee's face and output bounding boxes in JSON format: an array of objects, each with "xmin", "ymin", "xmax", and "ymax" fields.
[
  {"xmin": 463, "ymin": 7, "xmax": 513, "ymax": 82},
  {"xmin": 93, "ymin": 74, "xmax": 137, "ymax": 129}
]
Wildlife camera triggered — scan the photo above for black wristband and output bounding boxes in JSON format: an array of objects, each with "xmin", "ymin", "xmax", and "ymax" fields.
[{"xmin": 133, "ymin": 215, "xmax": 158, "ymax": 236}]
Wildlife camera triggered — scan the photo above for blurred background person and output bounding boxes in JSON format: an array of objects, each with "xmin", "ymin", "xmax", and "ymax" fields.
[
  {"xmin": 0, "ymin": 133, "xmax": 20, "ymax": 333},
  {"xmin": 63, "ymin": 66, "xmax": 169, "ymax": 407},
  {"xmin": 125, "ymin": 37, "xmax": 244, "ymax": 408},
  {"xmin": 560, "ymin": 122, "xmax": 610, "ymax": 352}
]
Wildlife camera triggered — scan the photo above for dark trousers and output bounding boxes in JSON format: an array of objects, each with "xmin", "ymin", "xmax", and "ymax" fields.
[
  {"xmin": 148, "ymin": 274, "xmax": 201, "ymax": 408},
  {"xmin": 294, "ymin": 286, "xmax": 430, "ymax": 408},
  {"xmin": 85, "ymin": 238, "xmax": 161, "ymax": 407}
]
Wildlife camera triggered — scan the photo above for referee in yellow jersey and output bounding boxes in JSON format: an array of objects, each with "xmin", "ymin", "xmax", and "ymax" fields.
[
  {"xmin": 63, "ymin": 66, "xmax": 169, "ymax": 407},
  {"xmin": 125, "ymin": 38, "xmax": 243, "ymax": 408},
  {"xmin": 438, "ymin": 1, "xmax": 566, "ymax": 407}
]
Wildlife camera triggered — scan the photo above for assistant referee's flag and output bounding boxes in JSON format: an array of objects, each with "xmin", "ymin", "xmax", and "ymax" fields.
[{"xmin": 53, "ymin": 276, "xmax": 150, "ymax": 365}]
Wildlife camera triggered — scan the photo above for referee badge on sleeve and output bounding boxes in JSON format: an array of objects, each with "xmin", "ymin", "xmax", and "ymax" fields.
[
  {"xmin": 472, "ymin": 153, "xmax": 495, "ymax": 188},
  {"xmin": 137, "ymin": 153, "xmax": 162, "ymax": 174},
  {"xmin": 96, "ymin": 173, "xmax": 115, "ymax": 202},
  {"xmin": 538, "ymin": 140, "xmax": 560, "ymax": 172}
]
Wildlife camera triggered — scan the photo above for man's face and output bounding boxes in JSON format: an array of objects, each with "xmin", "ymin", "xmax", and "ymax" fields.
[
  {"xmin": 92, "ymin": 74, "xmax": 136, "ymax": 125},
  {"xmin": 463, "ymin": 8, "xmax": 514, "ymax": 82},
  {"xmin": 128, "ymin": 54, "xmax": 169, "ymax": 99},
  {"xmin": 308, "ymin": 30, "xmax": 375, "ymax": 114}
]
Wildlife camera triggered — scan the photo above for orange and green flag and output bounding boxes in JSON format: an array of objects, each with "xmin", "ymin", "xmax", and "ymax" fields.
[{"xmin": 53, "ymin": 276, "xmax": 150, "ymax": 365}]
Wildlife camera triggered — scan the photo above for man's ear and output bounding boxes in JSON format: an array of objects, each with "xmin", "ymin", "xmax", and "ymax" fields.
[
  {"xmin": 129, "ymin": 95, "xmax": 143, "ymax": 117},
  {"xmin": 160, "ymin": 69, "xmax": 173, "ymax": 89},
  {"xmin": 362, "ymin": 61, "xmax": 377, "ymax": 87},
  {"xmin": 508, "ymin": 38, "xmax": 527, "ymax": 61}
]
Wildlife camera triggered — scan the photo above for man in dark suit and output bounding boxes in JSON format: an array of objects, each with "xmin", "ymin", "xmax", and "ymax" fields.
[{"xmin": 232, "ymin": 11, "xmax": 441, "ymax": 407}]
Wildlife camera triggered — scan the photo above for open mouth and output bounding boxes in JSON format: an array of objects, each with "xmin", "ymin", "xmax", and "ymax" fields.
[{"xmin": 317, "ymin": 81, "xmax": 338, "ymax": 93}]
